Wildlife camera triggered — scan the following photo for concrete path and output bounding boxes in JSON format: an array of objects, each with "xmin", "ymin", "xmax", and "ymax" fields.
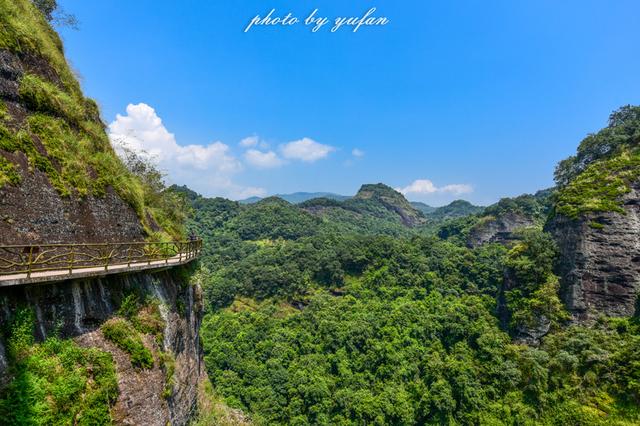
[{"xmin": 0, "ymin": 254, "xmax": 196, "ymax": 287}]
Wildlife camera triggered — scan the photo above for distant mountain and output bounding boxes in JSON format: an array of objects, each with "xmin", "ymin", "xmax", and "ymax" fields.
[
  {"xmin": 427, "ymin": 200, "xmax": 484, "ymax": 221},
  {"xmin": 410, "ymin": 201, "xmax": 436, "ymax": 214},
  {"xmin": 239, "ymin": 196, "xmax": 262, "ymax": 204},
  {"xmin": 240, "ymin": 192, "xmax": 350, "ymax": 204}
]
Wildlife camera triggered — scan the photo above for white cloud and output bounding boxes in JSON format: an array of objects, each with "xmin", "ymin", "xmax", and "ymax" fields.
[
  {"xmin": 352, "ymin": 148, "xmax": 365, "ymax": 158},
  {"xmin": 240, "ymin": 135, "xmax": 270, "ymax": 150},
  {"xmin": 399, "ymin": 179, "xmax": 438, "ymax": 194},
  {"xmin": 280, "ymin": 137, "xmax": 335, "ymax": 162},
  {"xmin": 239, "ymin": 136, "xmax": 259, "ymax": 148},
  {"xmin": 439, "ymin": 184, "xmax": 473, "ymax": 194},
  {"xmin": 397, "ymin": 179, "xmax": 473, "ymax": 196},
  {"xmin": 108, "ymin": 103, "xmax": 263, "ymax": 199},
  {"xmin": 244, "ymin": 149, "xmax": 285, "ymax": 169}
]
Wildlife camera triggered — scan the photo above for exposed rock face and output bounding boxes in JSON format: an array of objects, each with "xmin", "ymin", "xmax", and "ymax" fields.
[
  {"xmin": 0, "ymin": 165, "xmax": 144, "ymax": 244},
  {"xmin": 467, "ymin": 211, "xmax": 537, "ymax": 248},
  {"xmin": 547, "ymin": 180, "xmax": 640, "ymax": 322},
  {"xmin": 0, "ymin": 50, "xmax": 22, "ymax": 102},
  {"xmin": 0, "ymin": 48, "xmax": 145, "ymax": 245},
  {"xmin": 0, "ymin": 267, "xmax": 204, "ymax": 425}
]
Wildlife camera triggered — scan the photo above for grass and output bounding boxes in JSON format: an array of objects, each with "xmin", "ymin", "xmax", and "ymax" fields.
[
  {"xmin": 101, "ymin": 318, "xmax": 154, "ymax": 370},
  {"xmin": 554, "ymin": 148, "xmax": 640, "ymax": 219},
  {"xmin": 0, "ymin": 309, "xmax": 118, "ymax": 425},
  {"xmin": 19, "ymin": 74, "xmax": 85, "ymax": 125},
  {"xmin": 0, "ymin": 0, "xmax": 82, "ymax": 97},
  {"xmin": 117, "ymin": 293, "xmax": 166, "ymax": 345},
  {"xmin": 0, "ymin": 156, "xmax": 21, "ymax": 188},
  {"xmin": 0, "ymin": 100, "xmax": 9, "ymax": 121}
]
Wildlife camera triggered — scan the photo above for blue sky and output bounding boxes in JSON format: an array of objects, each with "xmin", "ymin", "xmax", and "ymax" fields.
[{"xmin": 58, "ymin": 0, "xmax": 640, "ymax": 205}]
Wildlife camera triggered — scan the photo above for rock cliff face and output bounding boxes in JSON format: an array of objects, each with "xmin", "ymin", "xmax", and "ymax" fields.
[
  {"xmin": 0, "ymin": 267, "xmax": 204, "ymax": 425},
  {"xmin": 467, "ymin": 211, "xmax": 537, "ymax": 248},
  {"xmin": 547, "ymin": 180, "xmax": 640, "ymax": 322},
  {"xmin": 0, "ymin": 166, "xmax": 145, "ymax": 244},
  {"xmin": 0, "ymin": 48, "xmax": 145, "ymax": 245}
]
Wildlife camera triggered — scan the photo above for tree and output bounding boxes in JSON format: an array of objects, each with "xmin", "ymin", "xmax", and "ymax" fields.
[{"xmin": 32, "ymin": 0, "xmax": 79, "ymax": 29}]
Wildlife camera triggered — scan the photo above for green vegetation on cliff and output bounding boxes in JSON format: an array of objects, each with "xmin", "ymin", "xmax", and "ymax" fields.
[
  {"xmin": 101, "ymin": 318, "xmax": 154, "ymax": 370},
  {"xmin": 503, "ymin": 229, "xmax": 568, "ymax": 332},
  {"xmin": 554, "ymin": 105, "xmax": 640, "ymax": 219},
  {"xmin": 0, "ymin": 309, "xmax": 118, "ymax": 425},
  {"xmin": 0, "ymin": 0, "xmax": 186, "ymax": 239}
]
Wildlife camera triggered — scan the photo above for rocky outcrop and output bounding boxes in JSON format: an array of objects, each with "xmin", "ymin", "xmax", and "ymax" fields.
[
  {"xmin": 547, "ymin": 180, "xmax": 640, "ymax": 322},
  {"xmin": 0, "ymin": 267, "xmax": 204, "ymax": 425},
  {"xmin": 353, "ymin": 183, "xmax": 426, "ymax": 226},
  {"xmin": 467, "ymin": 211, "xmax": 537, "ymax": 248}
]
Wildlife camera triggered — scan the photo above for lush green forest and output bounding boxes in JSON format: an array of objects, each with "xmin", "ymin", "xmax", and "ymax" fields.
[
  {"xmin": 176, "ymin": 108, "xmax": 640, "ymax": 425},
  {"xmin": 184, "ymin": 199, "xmax": 639, "ymax": 424}
]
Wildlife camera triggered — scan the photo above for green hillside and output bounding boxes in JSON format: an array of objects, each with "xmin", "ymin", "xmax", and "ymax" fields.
[{"xmin": 0, "ymin": 0, "xmax": 184, "ymax": 239}]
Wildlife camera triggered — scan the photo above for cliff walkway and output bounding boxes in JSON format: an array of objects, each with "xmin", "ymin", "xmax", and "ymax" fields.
[{"xmin": 0, "ymin": 240, "xmax": 202, "ymax": 287}]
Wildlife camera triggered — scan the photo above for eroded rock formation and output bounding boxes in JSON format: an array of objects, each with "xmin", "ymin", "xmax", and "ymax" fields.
[{"xmin": 547, "ymin": 180, "xmax": 640, "ymax": 322}]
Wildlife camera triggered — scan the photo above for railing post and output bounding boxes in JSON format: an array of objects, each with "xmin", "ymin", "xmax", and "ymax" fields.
[
  {"xmin": 27, "ymin": 246, "xmax": 33, "ymax": 278},
  {"xmin": 69, "ymin": 247, "xmax": 74, "ymax": 275},
  {"xmin": 179, "ymin": 242, "xmax": 183, "ymax": 263},
  {"xmin": 127, "ymin": 245, "xmax": 131, "ymax": 267},
  {"xmin": 165, "ymin": 242, "xmax": 169, "ymax": 265}
]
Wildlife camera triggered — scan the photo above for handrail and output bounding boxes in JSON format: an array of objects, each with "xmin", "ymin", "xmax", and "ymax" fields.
[{"xmin": 0, "ymin": 240, "xmax": 202, "ymax": 278}]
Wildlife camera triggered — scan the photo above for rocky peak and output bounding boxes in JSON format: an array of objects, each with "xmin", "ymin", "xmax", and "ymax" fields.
[{"xmin": 354, "ymin": 183, "xmax": 425, "ymax": 226}]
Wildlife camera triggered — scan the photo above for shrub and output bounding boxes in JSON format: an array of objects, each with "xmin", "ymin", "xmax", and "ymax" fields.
[
  {"xmin": 159, "ymin": 351, "xmax": 176, "ymax": 399},
  {"xmin": 554, "ymin": 105, "xmax": 640, "ymax": 219},
  {"xmin": 101, "ymin": 318, "xmax": 154, "ymax": 369},
  {"xmin": 0, "ymin": 308, "xmax": 118, "ymax": 425}
]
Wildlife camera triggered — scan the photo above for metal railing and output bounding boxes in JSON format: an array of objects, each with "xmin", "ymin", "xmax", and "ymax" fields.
[{"xmin": 0, "ymin": 239, "xmax": 202, "ymax": 278}]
